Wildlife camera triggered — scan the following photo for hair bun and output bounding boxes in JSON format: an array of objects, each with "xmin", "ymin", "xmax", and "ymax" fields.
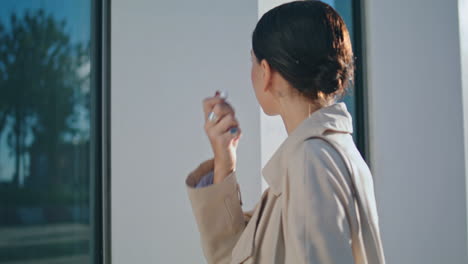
[
  {"xmin": 297, "ymin": 56, "xmax": 345, "ymax": 95},
  {"xmin": 319, "ymin": 83, "xmax": 339, "ymax": 94}
]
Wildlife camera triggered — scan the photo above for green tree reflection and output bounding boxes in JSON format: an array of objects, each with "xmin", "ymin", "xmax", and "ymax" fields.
[{"xmin": 0, "ymin": 9, "xmax": 90, "ymax": 221}]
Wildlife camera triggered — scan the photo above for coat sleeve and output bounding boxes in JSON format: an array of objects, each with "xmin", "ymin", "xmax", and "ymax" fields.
[
  {"xmin": 285, "ymin": 138, "xmax": 356, "ymax": 264},
  {"xmin": 185, "ymin": 158, "xmax": 256, "ymax": 264}
]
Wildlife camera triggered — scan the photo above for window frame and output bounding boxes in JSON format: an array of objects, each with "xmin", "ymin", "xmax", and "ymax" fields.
[
  {"xmin": 352, "ymin": 0, "xmax": 370, "ymax": 165},
  {"xmin": 91, "ymin": 0, "xmax": 111, "ymax": 263}
]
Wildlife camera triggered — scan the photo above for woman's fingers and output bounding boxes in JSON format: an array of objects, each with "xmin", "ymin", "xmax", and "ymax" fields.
[
  {"xmin": 203, "ymin": 97, "xmax": 225, "ymax": 122},
  {"xmin": 204, "ymin": 101, "xmax": 236, "ymax": 127},
  {"xmin": 212, "ymin": 113, "xmax": 239, "ymax": 135},
  {"xmin": 223, "ymin": 125, "xmax": 242, "ymax": 143},
  {"xmin": 202, "ymin": 91, "xmax": 240, "ymax": 143},
  {"xmin": 209, "ymin": 102, "xmax": 235, "ymax": 124}
]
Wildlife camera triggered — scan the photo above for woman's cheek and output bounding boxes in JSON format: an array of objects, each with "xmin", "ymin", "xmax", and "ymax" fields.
[{"xmin": 250, "ymin": 66, "xmax": 254, "ymax": 84}]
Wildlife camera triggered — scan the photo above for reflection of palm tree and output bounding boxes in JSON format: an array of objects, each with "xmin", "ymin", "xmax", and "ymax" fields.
[{"xmin": 0, "ymin": 9, "xmax": 90, "ymax": 188}]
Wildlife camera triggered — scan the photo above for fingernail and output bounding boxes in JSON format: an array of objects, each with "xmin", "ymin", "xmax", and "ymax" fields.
[
  {"xmin": 208, "ymin": 111, "xmax": 217, "ymax": 122},
  {"xmin": 230, "ymin": 127, "xmax": 238, "ymax": 134}
]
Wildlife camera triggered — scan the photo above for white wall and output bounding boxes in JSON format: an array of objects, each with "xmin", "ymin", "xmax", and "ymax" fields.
[
  {"xmin": 111, "ymin": 0, "xmax": 259, "ymax": 262},
  {"xmin": 364, "ymin": 0, "xmax": 468, "ymax": 263}
]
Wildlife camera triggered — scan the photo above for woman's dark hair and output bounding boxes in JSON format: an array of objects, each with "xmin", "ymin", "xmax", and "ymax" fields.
[{"xmin": 252, "ymin": 0, "xmax": 354, "ymax": 104}]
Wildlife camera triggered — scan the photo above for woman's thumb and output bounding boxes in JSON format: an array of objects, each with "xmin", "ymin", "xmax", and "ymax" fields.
[{"xmin": 230, "ymin": 126, "xmax": 242, "ymax": 142}]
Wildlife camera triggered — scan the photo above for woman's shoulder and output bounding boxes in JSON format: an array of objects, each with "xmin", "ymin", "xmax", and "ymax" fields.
[
  {"xmin": 292, "ymin": 135, "xmax": 348, "ymax": 169},
  {"xmin": 286, "ymin": 134, "xmax": 354, "ymax": 194}
]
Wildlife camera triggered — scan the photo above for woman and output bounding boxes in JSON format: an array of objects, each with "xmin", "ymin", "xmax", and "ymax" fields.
[{"xmin": 185, "ymin": 1, "xmax": 385, "ymax": 263}]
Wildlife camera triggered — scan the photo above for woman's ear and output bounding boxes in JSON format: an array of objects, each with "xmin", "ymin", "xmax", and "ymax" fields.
[{"xmin": 260, "ymin": 59, "xmax": 272, "ymax": 93}]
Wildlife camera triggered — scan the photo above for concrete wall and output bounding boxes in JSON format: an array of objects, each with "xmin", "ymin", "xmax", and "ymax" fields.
[
  {"xmin": 111, "ymin": 0, "xmax": 259, "ymax": 262},
  {"xmin": 364, "ymin": 0, "xmax": 468, "ymax": 263}
]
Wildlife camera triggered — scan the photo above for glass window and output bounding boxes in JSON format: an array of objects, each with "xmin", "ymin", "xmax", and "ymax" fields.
[{"xmin": 0, "ymin": 1, "xmax": 104, "ymax": 263}]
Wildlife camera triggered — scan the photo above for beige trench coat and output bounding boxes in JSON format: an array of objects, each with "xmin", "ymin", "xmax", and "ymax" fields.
[{"xmin": 185, "ymin": 102, "xmax": 385, "ymax": 264}]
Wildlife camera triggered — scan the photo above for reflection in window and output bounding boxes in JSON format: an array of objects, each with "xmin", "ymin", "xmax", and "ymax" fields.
[{"xmin": 0, "ymin": 1, "xmax": 99, "ymax": 263}]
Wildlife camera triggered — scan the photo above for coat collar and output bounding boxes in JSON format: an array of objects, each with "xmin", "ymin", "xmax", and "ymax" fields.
[{"xmin": 261, "ymin": 102, "xmax": 353, "ymax": 195}]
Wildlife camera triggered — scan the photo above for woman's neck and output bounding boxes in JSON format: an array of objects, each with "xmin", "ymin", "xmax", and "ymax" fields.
[{"xmin": 278, "ymin": 96, "xmax": 324, "ymax": 135}]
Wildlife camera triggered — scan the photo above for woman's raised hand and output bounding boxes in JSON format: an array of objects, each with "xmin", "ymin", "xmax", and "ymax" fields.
[{"xmin": 202, "ymin": 90, "xmax": 242, "ymax": 184}]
